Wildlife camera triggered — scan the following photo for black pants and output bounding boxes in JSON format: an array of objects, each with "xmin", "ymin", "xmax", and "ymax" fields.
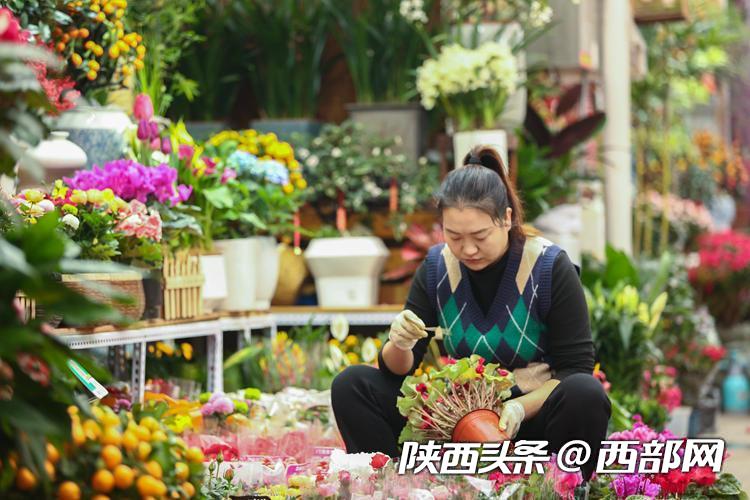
[{"xmin": 331, "ymin": 365, "xmax": 611, "ymax": 480}]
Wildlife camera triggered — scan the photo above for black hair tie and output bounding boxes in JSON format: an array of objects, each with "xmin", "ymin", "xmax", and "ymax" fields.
[{"xmin": 465, "ymin": 154, "xmax": 482, "ymax": 166}]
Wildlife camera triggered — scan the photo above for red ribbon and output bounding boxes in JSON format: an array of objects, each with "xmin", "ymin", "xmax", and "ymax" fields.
[
  {"xmin": 389, "ymin": 177, "xmax": 398, "ymax": 213},
  {"xmin": 336, "ymin": 190, "xmax": 347, "ymax": 233}
]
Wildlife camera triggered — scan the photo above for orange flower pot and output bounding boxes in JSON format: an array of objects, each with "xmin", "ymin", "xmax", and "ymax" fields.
[{"xmin": 451, "ymin": 409, "xmax": 509, "ymax": 443}]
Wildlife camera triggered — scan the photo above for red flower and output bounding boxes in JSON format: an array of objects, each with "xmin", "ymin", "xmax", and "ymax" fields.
[
  {"xmin": 702, "ymin": 345, "xmax": 726, "ymax": 362},
  {"xmin": 16, "ymin": 353, "xmax": 50, "ymax": 387},
  {"xmin": 690, "ymin": 466, "xmax": 717, "ymax": 487},
  {"xmin": 370, "ymin": 452, "xmax": 390, "ymax": 470},
  {"xmin": 29, "ymin": 61, "xmax": 79, "ymax": 114},
  {"xmin": 653, "ymin": 469, "xmax": 691, "ymax": 495}
]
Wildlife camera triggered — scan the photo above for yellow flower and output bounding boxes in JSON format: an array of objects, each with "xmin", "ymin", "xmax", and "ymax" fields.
[
  {"xmin": 69, "ymin": 190, "xmax": 88, "ymax": 205},
  {"xmin": 295, "ymin": 178, "xmax": 307, "ymax": 190},
  {"xmin": 288, "ymin": 159, "xmax": 300, "ymax": 171},
  {"xmin": 181, "ymin": 343, "xmax": 193, "ymax": 361},
  {"xmin": 328, "ymin": 338, "xmax": 340, "ymax": 347},
  {"xmin": 86, "ymin": 189, "xmax": 104, "ymax": 205},
  {"xmin": 346, "ymin": 352, "xmax": 360, "ymax": 365},
  {"xmin": 101, "ymin": 188, "xmax": 115, "ymax": 203},
  {"xmin": 344, "ymin": 335, "xmax": 358, "ymax": 347},
  {"xmin": 52, "ymin": 180, "xmax": 69, "ymax": 200},
  {"xmin": 282, "ymin": 184, "xmax": 294, "ymax": 195},
  {"xmin": 156, "ymin": 342, "xmax": 174, "ymax": 357}
]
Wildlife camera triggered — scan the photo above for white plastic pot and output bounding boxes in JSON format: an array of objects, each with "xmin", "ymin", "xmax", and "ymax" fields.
[
  {"xmin": 253, "ymin": 236, "xmax": 280, "ymax": 310},
  {"xmin": 452, "ymin": 129, "xmax": 508, "ymax": 172},
  {"xmin": 199, "ymin": 254, "xmax": 228, "ymax": 312},
  {"xmin": 304, "ymin": 237, "xmax": 389, "ymax": 307},
  {"xmin": 214, "ymin": 238, "xmax": 259, "ymax": 311}
]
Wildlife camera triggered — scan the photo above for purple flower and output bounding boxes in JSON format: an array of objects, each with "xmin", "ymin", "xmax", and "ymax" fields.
[
  {"xmin": 137, "ymin": 120, "xmax": 150, "ymax": 141},
  {"xmin": 149, "ymin": 121, "xmax": 159, "ymax": 140},
  {"xmin": 610, "ymin": 474, "xmax": 661, "ymax": 499},
  {"xmin": 161, "ymin": 137, "xmax": 172, "ymax": 155},
  {"xmin": 65, "ymin": 160, "xmax": 189, "ymax": 207},
  {"xmin": 177, "ymin": 184, "xmax": 193, "ymax": 202}
]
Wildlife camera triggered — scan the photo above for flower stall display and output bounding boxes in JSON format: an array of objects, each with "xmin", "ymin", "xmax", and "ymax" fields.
[
  {"xmin": 689, "ymin": 231, "xmax": 750, "ymax": 328},
  {"xmin": 397, "ymin": 354, "xmax": 515, "ymax": 443}
]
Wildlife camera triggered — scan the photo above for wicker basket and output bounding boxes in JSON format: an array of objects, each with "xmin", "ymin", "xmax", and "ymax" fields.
[
  {"xmin": 61, "ymin": 272, "xmax": 145, "ymax": 325},
  {"xmin": 162, "ymin": 250, "xmax": 204, "ymax": 321}
]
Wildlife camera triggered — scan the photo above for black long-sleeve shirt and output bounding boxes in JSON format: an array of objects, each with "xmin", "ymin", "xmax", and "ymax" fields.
[{"xmin": 378, "ymin": 249, "xmax": 595, "ymax": 388}]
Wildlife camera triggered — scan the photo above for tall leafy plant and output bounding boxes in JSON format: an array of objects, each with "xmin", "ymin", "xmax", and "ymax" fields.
[
  {"xmin": 129, "ymin": 0, "xmax": 205, "ymax": 116},
  {"xmin": 324, "ymin": 0, "xmax": 436, "ymax": 104},
  {"xmin": 168, "ymin": 0, "xmax": 243, "ymax": 121},
  {"xmin": 234, "ymin": 0, "xmax": 331, "ymax": 119}
]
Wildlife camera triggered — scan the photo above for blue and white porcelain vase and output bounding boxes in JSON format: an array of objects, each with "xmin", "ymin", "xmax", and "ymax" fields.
[{"xmin": 54, "ymin": 104, "xmax": 132, "ymax": 168}]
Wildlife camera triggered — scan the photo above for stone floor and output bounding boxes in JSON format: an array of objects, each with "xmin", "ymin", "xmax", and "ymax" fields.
[{"xmin": 701, "ymin": 412, "xmax": 750, "ymax": 492}]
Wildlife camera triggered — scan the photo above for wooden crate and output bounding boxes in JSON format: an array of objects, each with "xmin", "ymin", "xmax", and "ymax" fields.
[{"xmin": 162, "ymin": 250, "xmax": 205, "ymax": 321}]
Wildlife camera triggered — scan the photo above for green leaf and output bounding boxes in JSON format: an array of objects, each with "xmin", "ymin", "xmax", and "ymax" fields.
[
  {"xmin": 603, "ymin": 245, "xmax": 639, "ymax": 289},
  {"xmin": 203, "ymin": 186, "xmax": 234, "ymax": 209}
]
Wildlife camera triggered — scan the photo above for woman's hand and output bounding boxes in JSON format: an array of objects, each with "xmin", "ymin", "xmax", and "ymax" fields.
[
  {"xmin": 513, "ymin": 362, "xmax": 551, "ymax": 393},
  {"xmin": 498, "ymin": 400, "xmax": 525, "ymax": 439},
  {"xmin": 388, "ymin": 310, "xmax": 428, "ymax": 351}
]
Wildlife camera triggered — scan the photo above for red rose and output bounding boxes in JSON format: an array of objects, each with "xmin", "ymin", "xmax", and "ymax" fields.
[{"xmin": 370, "ymin": 452, "xmax": 390, "ymax": 470}]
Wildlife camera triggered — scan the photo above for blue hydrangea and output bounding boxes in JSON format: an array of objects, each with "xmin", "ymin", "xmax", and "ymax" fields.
[
  {"xmin": 259, "ymin": 160, "xmax": 290, "ymax": 185},
  {"xmin": 227, "ymin": 150, "xmax": 258, "ymax": 177}
]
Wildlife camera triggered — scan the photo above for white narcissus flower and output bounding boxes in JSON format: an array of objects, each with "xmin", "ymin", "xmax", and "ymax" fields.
[
  {"xmin": 361, "ymin": 338, "xmax": 378, "ymax": 363},
  {"xmin": 61, "ymin": 213, "xmax": 80, "ymax": 230},
  {"xmin": 330, "ymin": 314, "xmax": 350, "ymax": 341}
]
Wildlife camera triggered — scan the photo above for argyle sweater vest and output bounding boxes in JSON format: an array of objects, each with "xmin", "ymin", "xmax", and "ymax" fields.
[{"xmin": 425, "ymin": 236, "xmax": 561, "ymax": 369}]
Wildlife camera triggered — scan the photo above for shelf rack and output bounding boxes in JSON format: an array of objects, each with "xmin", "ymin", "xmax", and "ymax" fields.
[{"xmin": 52, "ymin": 307, "xmax": 400, "ymax": 402}]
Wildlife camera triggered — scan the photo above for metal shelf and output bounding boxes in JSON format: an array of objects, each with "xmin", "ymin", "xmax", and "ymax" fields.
[
  {"xmin": 271, "ymin": 307, "xmax": 400, "ymax": 327},
  {"xmin": 56, "ymin": 320, "xmax": 224, "ymax": 349}
]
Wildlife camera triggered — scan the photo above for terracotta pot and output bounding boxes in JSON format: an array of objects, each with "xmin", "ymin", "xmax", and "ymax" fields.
[{"xmin": 452, "ymin": 409, "xmax": 508, "ymax": 443}]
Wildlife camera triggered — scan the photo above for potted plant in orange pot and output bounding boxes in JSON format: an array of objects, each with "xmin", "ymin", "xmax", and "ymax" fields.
[{"xmin": 397, "ymin": 354, "xmax": 515, "ymax": 443}]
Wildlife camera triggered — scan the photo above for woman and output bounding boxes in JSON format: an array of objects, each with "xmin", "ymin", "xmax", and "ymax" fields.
[{"xmin": 331, "ymin": 145, "xmax": 610, "ymax": 480}]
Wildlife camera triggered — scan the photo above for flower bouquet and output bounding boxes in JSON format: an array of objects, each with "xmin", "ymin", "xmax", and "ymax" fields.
[{"xmin": 397, "ymin": 354, "xmax": 515, "ymax": 443}]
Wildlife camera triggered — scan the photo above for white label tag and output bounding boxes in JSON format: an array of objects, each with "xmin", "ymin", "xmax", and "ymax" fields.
[{"xmin": 67, "ymin": 359, "xmax": 109, "ymax": 399}]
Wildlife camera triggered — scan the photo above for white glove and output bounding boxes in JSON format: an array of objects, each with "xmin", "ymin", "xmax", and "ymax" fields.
[
  {"xmin": 388, "ymin": 310, "xmax": 428, "ymax": 351},
  {"xmin": 513, "ymin": 362, "xmax": 552, "ymax": 393},
  {"xmin": 498, "ymin": 400, "xmax": 525, "ymax": 439}
]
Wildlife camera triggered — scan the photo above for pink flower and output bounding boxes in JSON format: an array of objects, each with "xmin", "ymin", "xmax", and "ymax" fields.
[
  {"xmin": 115, "ymin": 200, "xmax": 162, "ymax": 242},
  {"xmin": 546, "ymin": 456, "xmax": 582, "ymax": 500},
  {"xmin": 0, "ymin": 8, "xmax": 24, "ymax": 42},
  {"xmin": 16, "ymin": 353, "xmax": 50, "ymax": 387},
  {"xmin": 161, "ymin": 137, "xmax": 172, "ymax": 155},
  {"xmin": 178, "ymin": 144, "xmax": 195, "ymax": 162},
  {"xmin": 133, "ymin": 93, "xmax": 154, "ymax": 121},
  {"xmin": 220, "ymin": 168, "xmax": 237, "ymax": 184}
]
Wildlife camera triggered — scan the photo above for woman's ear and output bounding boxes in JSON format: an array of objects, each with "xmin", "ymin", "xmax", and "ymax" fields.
[{"xmin": 505, "ymin": 207, "xmax": 513, "ymax": 228}]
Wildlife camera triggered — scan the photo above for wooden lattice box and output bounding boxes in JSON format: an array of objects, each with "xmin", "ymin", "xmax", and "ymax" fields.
[
  {"xmin": 162, "ymin": 250, "xmax": 205, "ymax": 321},
  {"xmin": 15, "ymin": 291, "xmax": 35, "ymax": 323}
]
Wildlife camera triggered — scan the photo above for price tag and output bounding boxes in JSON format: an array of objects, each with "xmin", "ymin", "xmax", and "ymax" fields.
[{"xmin": 67, "ymin": 359, "xmax": 108, "ymax": 399}]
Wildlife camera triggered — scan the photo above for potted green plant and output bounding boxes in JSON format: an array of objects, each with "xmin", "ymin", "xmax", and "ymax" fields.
[
  {"xmin": 206, "ymin": 129, "xmax": 307, "ymax": 309},
  {"xmin": 297, "ymin": 121, "xmax": 415, "ymax": 307},
  {"xmin": 324, "ymin": 0, "xmax": 441, "ymax": 163},
  {"xmin": 234, "ymin": 0, "xmax": 331, "ymax": 141}
]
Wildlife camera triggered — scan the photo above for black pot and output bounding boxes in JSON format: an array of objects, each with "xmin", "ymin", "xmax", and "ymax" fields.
[{"xmin": 141, "ymin": 275, "xmax": 163, "ymax": 320}]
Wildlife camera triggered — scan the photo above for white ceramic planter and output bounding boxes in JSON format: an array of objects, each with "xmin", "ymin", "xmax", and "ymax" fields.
[
  {"xmin": 199, "ymin": 254, "xmax": 228, "ymax": 312},
  {"xmin": 214, "ymin": 238, "xmax": 259, "ymax": 311},
  {"xmin": 253, "ymin": 236, "xmax": 280, "ymax": 310},
  {"xmin": 304, "ymin": 237, "xmax": 389, "ymax": 307},
  {"xmin": 54, "ymin": 104, "xmax": 132, "ymax": 168},
  {"xmin": 17, "ymin": 131, "xmax": 87, "ymax": 185},
  {"xmin": 452, "ymin": 129, "xmax": 508, "ymax": 171}
]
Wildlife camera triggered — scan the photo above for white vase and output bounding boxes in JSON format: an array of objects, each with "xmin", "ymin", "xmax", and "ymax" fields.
[
  {"xmin": 199, "ymin": 254, "xmax": 228, "ymax": 312},
  {"xmin": 452, "ymin": 129, "xmax": 508, "ymax": 171},
  {"xmin": 304, "ymin": 237, "xmax": 389, "ymax": 307},
  {"xmin": 17, "ymin": 131, "xmax": 88, "ymax": 186},
  {"xmin": 54, "ymin": 104, "xmax": 132, "ymax": 168},
  {"xmin": 214, "ymin": 238, "xmax": 259, "ymax": 311},
  {"xmin": 253, "ymin": 236, "xmax": 280, "ymax": 310}
]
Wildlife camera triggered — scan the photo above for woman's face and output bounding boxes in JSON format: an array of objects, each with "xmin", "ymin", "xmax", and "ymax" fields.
[{"xmin": 442, "ymin": 206, "xmax": 512, "ymax": 271}]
